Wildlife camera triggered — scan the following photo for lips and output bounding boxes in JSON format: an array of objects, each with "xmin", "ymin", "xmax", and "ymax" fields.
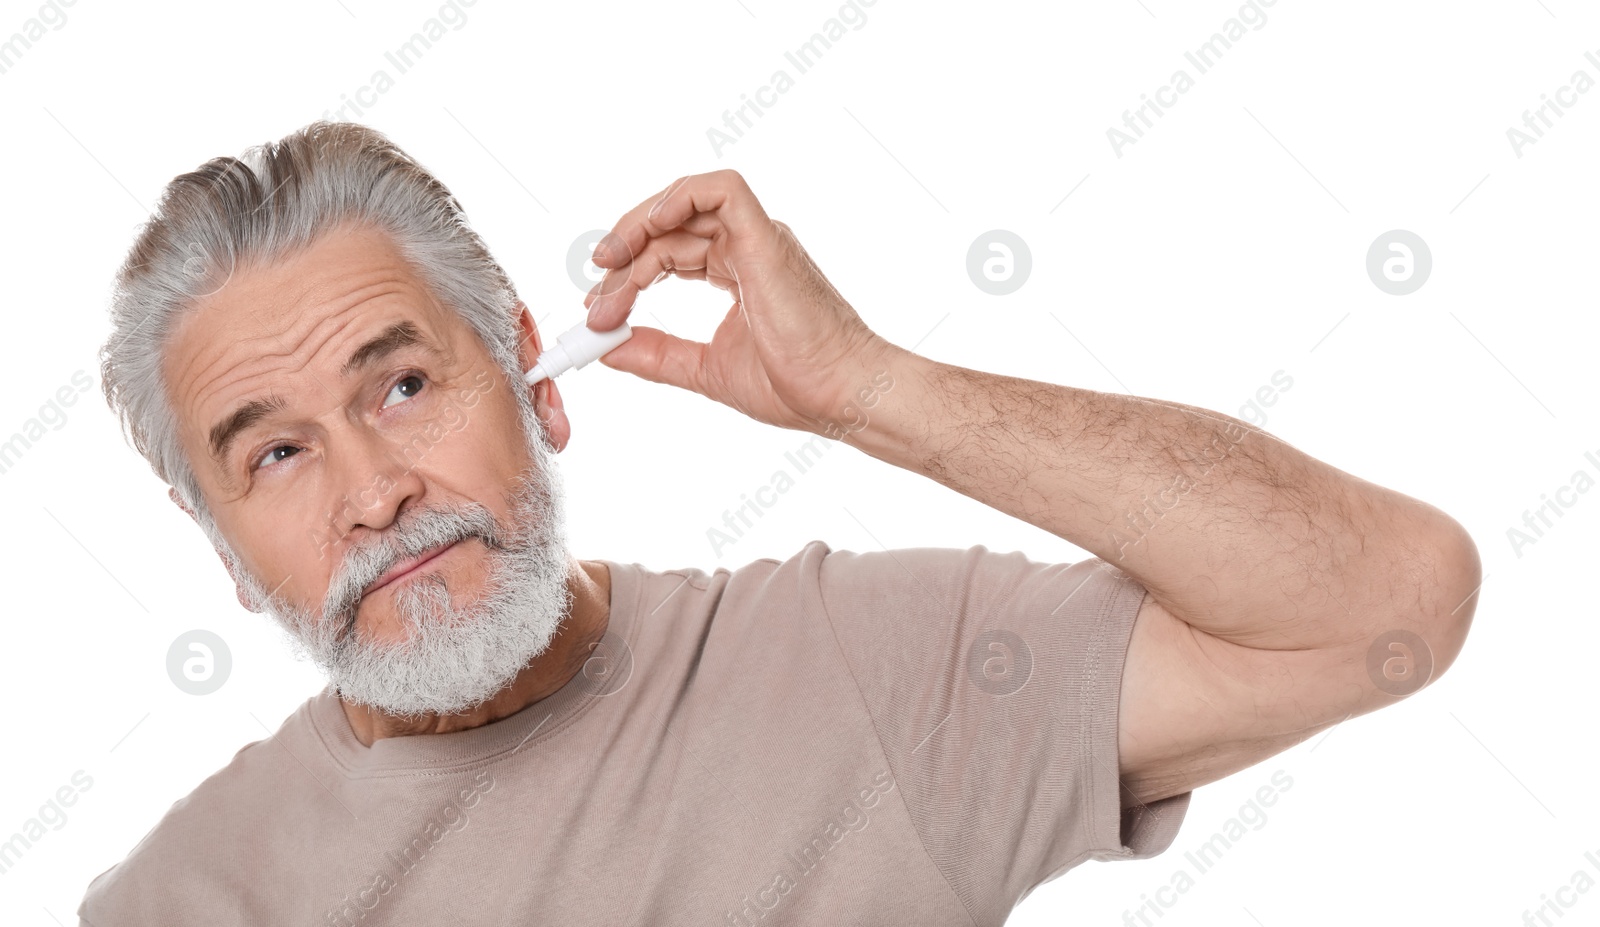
[{"xmin": 361, "ymin": 539, "xmax": 462, "ymax": 599}]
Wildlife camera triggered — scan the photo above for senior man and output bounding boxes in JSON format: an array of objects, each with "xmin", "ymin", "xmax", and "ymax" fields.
[{"xmin": 80, "ymin": 121, "xmax": 1480, "ymax": 926}]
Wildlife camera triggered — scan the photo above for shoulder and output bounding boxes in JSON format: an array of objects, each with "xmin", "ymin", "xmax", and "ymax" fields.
[
  {"xmin": 78, "ymin": 697, "xmax": 321, "ymax": 924},
  {"xmin": 812, "ymin": 540, "xmax": 1135, "ymax": 622},
  {"xmin": 620, "ymin": 540, "xmax": 830, "ymax": 615}
]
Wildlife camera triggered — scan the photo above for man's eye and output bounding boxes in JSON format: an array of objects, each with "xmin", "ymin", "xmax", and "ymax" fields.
[
  {"xmin": 254, "ymin": 445, "xmax": 300, "ymax": 471},
  {"xmin": 383, "ymin": 373, "xmax": 427, "ymax": 409},
  {"xmin": 247, "ymin": 374, "xmax": 428, "ymax": 476}
]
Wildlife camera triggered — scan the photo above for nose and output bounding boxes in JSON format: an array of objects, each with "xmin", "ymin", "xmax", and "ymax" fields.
[{"xmin": 320, "ymin": 421, "xmax": 429, "ymax": 555}]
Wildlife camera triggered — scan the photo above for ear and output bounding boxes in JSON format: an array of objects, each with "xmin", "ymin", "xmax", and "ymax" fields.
[
  {"xmin": 169, "ymin": 487, "xmax": 259, "ymax": 614},
  {"xmin": 514, "ymin": 300, "xmax": 571, "ymax": 453}
]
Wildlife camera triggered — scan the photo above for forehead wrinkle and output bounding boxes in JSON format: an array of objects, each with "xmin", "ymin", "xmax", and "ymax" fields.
[
  {"xmin": 184, "ymin": 273, "xmax": 425, "ymax": 415},
  {"xmin": 181, "ymin": 259, "xmax": 382, "ymax": 387}
]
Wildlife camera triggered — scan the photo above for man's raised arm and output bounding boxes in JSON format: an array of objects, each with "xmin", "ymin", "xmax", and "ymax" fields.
[
  {"xmin": 836, "ymin": 348, "xmax": 1481, "ymax": 802},
  {"xmin": 581, "ymin": 168, "xmax": 1480, "ymax": 802}
]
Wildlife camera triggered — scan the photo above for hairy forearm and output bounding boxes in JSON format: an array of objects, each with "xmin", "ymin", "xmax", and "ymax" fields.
[{"xmin": 842, "ymin": 344, "xmax": 1476, "ymax": 650}]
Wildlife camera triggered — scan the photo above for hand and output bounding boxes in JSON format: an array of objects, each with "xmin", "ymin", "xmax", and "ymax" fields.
[{"xmin": 583, "ymin": 169, "xmax": 902, "ymax": 438}]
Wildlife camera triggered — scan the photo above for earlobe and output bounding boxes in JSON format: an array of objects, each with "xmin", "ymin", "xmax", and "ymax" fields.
[
  {"xmin": 217, "ymin": 550, "xmax": 259, "ymax": 614},
  {"xmin": 169, "ymin": 486, "xmax": 258, "ymax": 612},
  {"xmin": 168, "ymin": 486, "xmax": 195, "ymax": 520},
  {"xmin": 536, "ymin": 377, "xmax": 572, "ymax": 453}
]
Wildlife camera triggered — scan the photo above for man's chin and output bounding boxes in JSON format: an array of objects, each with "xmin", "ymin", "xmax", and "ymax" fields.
[
  {"xmin": 332, "ymin": 659, "xmax": 530, "ymax": 718},
  {"xmin": 316, "ymin": 611, "xmax": 555, "ymax": 719},
  {"xmin": 336, "ymin": 686, "xmax": 502, "ymax": 720}
]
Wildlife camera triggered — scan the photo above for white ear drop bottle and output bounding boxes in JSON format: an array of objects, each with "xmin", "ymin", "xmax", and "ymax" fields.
[{"xmin": 523, "ymin": 319, "xmax": 633, "ymax": 385}]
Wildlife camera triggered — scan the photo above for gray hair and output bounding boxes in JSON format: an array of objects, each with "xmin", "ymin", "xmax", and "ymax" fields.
[{"xmin": 98, "ymin": 120, "xmax": 532, "ymax": 542}]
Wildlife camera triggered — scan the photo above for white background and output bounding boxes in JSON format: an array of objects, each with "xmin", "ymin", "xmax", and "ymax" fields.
[{"xmin": 1, "ymin": 0, "xmax": 1595, "ymax": 924}]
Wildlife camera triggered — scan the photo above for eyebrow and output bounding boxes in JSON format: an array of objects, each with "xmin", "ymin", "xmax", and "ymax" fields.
[
  {"xmin": 206, "ymin": 321, "xmax": 441, "ymax": 469},
  {"xmin": 340, "ymin": 320, "xmax": 430, "ymax": 378}
]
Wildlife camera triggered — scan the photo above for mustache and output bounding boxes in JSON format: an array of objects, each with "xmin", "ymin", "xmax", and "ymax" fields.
[{"xmin": 322, "ymin": 502, "xmax": 510, "ymax": 640}]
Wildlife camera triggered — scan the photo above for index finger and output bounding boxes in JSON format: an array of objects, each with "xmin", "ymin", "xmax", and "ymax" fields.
[{"xmin": 592, "ymin": 169, "xmax": 771, "ymax": 268}]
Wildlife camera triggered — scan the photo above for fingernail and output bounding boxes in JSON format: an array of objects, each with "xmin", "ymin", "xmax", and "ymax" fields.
[{"xmin": 595, "ymin": 231, "xmax": 626, "ymax": 265}]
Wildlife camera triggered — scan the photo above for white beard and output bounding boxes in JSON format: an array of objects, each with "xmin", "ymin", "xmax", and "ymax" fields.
[{"xmin": 221, "ymin": 388, "xmax": 575, "ymax": 718}]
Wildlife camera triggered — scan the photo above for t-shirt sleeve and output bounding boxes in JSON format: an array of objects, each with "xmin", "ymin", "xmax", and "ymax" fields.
[{"xmin": 815, "ymin": 543, "xmax": 1191, "ymax": 923}]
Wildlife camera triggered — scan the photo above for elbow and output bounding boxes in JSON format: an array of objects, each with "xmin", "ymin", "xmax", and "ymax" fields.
[
  {"xmin": 1345, "ymin": 512, "xmax": 1480, "ymax": 714},
  {"xmin": 1416, "ymin": 514, "xmax": 1482, "ymax": 684}
]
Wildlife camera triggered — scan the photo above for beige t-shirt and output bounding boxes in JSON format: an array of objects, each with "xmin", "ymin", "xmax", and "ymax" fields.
[{"xmin": 79, "ymin": 540, "xmax": 1190, "ymax": 926}]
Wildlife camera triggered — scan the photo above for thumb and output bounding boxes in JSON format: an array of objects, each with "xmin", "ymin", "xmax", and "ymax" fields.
[{"xmin": 598, "ymin": 325, "xmax": 708, "ymax": 397}]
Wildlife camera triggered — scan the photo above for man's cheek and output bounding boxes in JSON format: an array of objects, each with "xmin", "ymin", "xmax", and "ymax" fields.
[{"xmin": 459, "ymin": 372, "xmax": 491, "ymax": 409}]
